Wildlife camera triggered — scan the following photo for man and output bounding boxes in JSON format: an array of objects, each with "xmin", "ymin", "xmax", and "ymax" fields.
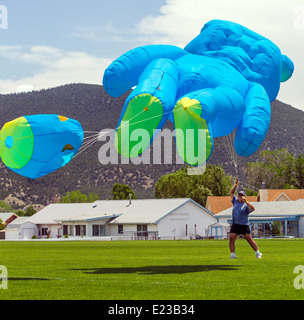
[{"xmin": 229, "ymin": 179, "xmax": 262, "ymax": 259}]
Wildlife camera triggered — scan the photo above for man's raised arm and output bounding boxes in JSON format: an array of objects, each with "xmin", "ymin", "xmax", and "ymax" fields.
[{"xmin": 230, "ymin": 178, "xmax": 238, "ymax": 200}]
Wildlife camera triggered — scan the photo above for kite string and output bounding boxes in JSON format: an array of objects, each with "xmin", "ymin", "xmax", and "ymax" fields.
[
  {"xmin": 82, "ymin": 130, "xmax": 113, "ymax": 141},
  {"xmin": 80, "ymin": 137, "xmax": 99, "ymax": 150},
  {"xmin": 83, "ymin": 133, "xmax": 100, "ymax": 141},
  {"xmin": 80, "ymin": 130, "xmax": 114, "ymax": 150},
  {"xmin": 78, "ymin": 105, "xmax": 203, "ymax": 155},
  {"xmin": 221, "ymin": 129, "xmax": 240, "ymax": 177},
  {"xmin": 237, "ymin": 179, "xmax": 260, "ymax": 192},
  {"xmin": 75, "ymin": 137, "xmax": 100, "ymax": 159}
]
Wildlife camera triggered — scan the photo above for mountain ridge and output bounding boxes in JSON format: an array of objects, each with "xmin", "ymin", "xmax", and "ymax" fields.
[{"xmin": 0, "ymin": 83, "xmax": 303, "ymax": 208}]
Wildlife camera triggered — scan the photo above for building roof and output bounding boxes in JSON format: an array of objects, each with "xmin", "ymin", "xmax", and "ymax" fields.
[
  {"xmin": 29, "ymin": 203, "xmax": 93, "ymax": 224},
  {"xmin": 0, "ymin": 212, "xmax": 16, "ymax": 223},
  {"xmin": 5, "ymin": 217, "xmax": 34, "ymax": 227},
  {"xmin": 265, "ymin": 189, "xmax": 304, "ymax": 201},
  {"xmin": 28, "ymin": 198, "xmax": 214, "ymax": 225},
  {"xmin": 58, "ymin": 200, "xmax": 129, "ymax": 222},
  {"xmin": 206, "ymin": 189, "xmax": 304, "ymax": 214},
  {"xmin": 206, "ymin": 196, "xmax": 258, "ymax": 214},
  {"xmin": 108, "ymin": 198, "xmax": 204, "ymax": 224},
  {"xmin": 217, "ymin": 199, "xmax": 304, "ymax": 218}
]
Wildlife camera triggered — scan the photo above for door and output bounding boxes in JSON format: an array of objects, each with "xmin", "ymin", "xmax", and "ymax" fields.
[{"xmin": 23, "ymin": 228, "xmax": 35, "ymax": 240}]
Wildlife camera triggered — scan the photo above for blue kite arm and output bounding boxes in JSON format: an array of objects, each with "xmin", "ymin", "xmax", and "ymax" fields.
[
  {"xmin": 102, "ymin": 45, "xmax": 187, "ymax": 97},
  {"xmin": 234, "ymin": 82, "xmax": 271, "ymax": 156}
]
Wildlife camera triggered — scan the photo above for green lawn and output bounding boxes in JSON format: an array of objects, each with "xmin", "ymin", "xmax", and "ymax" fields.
[{"xmin": 0, "ymin": 239, "xmax": 304, "ymax": 300}]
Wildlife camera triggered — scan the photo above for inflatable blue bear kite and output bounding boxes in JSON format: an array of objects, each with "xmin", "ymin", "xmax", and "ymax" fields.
[{"xmin": 103, "ymin": 19, "xmax": 294, "ymax": 165}]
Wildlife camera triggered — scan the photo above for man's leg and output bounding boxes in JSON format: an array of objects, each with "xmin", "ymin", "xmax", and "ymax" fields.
[
  {"xmin": 229, "ymin": 233, "xmax": 237, "ymax": 258},
  {"xmin": 244, "ymin": 233, "xmax": 262, "ymax": 258}
]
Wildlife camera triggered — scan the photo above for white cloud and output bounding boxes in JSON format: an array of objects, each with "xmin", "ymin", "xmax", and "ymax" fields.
[
  {"xmin": 15, "ymin": 84, "xmax": 35, "ymax": 93},
  {"xmin": 0, "ymin": 45, "xmax": 111, "ymax": 94},
  {"xmin": 0, "ymin": 0, "xmax": 302, "ymax": 111},
  {"xmin": 136, "ymin": 0, "xmax": 295, "ymax": 45}
]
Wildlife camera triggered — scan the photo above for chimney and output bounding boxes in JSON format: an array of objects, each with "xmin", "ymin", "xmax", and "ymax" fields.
[
  {"xmin": 129, "ymin": 193, "xmax": 132, "ymax": 205},
  {"xmin": 259, "ymin": 182, "xmax": 268, "ymax": 202}
]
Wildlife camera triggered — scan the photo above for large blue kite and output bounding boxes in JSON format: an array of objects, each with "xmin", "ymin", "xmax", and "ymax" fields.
[{"xmin": 103, "ymin": 19, "xmax": 294, "ymax": 165}]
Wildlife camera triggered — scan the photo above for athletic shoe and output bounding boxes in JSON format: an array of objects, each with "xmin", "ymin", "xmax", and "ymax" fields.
[{"xmin": 256, "ymin": 252, "xmax": 262, "ymax": 259}]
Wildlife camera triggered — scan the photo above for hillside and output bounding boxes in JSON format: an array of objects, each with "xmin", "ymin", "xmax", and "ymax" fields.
[{"xmin": 0, "ymin": 83, "xmax": 303, "ymax": 207}]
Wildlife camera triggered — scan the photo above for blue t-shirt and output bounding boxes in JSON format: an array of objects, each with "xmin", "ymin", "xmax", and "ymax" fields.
[{"xmin": 231, "ymin": 195, "xmax": 251, "ymax": 225}]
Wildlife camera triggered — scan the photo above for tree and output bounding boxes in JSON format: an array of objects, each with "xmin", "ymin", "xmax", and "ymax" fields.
[
  {"xmin": 189, "ymin": 185, "xmax": 213, "ymax": 207},
  {"xmin": 294, "ymin": 154, "xmax": 304, "ymax": 189},
  {"xmin": 155, "ymin": 164, "xmax": 232, "ymax": 207},
  {"xmin": 0, "ymin": 219, "xmax": 5, "ymax": 231},
  {"xmin": 197, "ymin": 164, "xmax": 232, "ymax": 196},
  {"xmin": 246, "ymin": 149, "xmax": 297, "ymax": 189},
  {"xmin": 271, "ymin": 221, "xmax": 282, "ymax": 236},
  {"xmin": 111, "ymin": 183, "xmax": 137, "ymax": 200},
  {"xmin": 87, "ymin": 192, "xmax": 100, "ymax": 203},
  {"xmin": 60, "ymin": 190, "xmax": 89, "ymax": 203},
  {"xmin": 244, "ymin": 188, "xmax": 258, "ymax": 196},
  {"xmin": 24, "ymin": 205, "xmax": 37, "ymax": 216},
  {"xmin": 60, "ymin": 190, "xmax": 100, "ymax": 203},
  {"xmin": 15, "ymin": 209, "xmax": 26, "ymax": 217},
  {"xmin": 0, "ymin": 200, "xmax": 13, "ymax": 213},
  {"xmin": 154, "ymin": 169, "xmax": 192, "ymax": 199}
]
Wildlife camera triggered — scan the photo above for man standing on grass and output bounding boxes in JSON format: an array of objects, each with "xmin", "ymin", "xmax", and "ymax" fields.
[{"xmin": 229, "ymin": 179, "xmax": 262, "ymax": 259}]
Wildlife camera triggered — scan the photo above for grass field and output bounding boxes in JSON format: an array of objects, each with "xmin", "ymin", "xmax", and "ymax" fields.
[{"xmin": 0, "ymin": 239, "xmax": 304, "ymax": 300}]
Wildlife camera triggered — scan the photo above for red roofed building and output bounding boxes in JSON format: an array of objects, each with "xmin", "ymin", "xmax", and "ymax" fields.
[
  {"xmin": 206, "ymin": 189, "xmax": 304, "ymax": 215},
  {"xmin": 206, "ymin": 196, "xmax": 258, "ymax": 214},
  {"xmin": 258, "ymin": 189, "xmax": 304, "ymax": 202}
]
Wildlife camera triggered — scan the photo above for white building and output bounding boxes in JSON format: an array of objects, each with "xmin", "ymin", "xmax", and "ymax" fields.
[
  {"xmin": 5, "ymin": 217, "xmax": 38, "ymax": 240},
  {"xmin": 7, "ymin": 198, "xmax": 217, "ymax": 240}
]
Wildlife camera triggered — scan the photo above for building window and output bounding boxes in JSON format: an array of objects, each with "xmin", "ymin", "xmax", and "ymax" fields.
[
  {"xmin": 137, "ymin": 225, "xmax": 147, "ymax": 232},
  {"xmin": 68, "ymin": 225, "xmax": 73, "ymax": 236},
  {"xmin": 63, "ymin": 225, "xmax": 73, "ymax": 236},
  {"xmin": 41, "ymin": 228, "xmax": 48, "ymax": 236},
  {"xmin": 137, "ymin": 225, "xmax": 148, "ymax": 238},
  {"xmin": 118, "ymin": 225, "xmax": 123, "ymax": 234},
  {"xmin": 75, "ymin": 225, "xmax": 86, "ymax": 236},
  {"xmin": 63, "ymin": 225, "xmax": 68, "ymax": 236},
  {"xmin": 287, "ymin": 220, "xmax": 299, "ymax": 237},
  {"xmin": 93, "ymin": 225, "xmax": 99, "ymax": 236},
  {"xmin": 93, "ymin": 225, "xmax": 105, "ymax": 236}
]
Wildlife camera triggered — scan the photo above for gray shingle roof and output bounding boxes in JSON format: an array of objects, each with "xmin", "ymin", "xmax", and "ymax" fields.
[
  {"xmin": 217, "ymin": 199, "xmax": 304, "ymax": 218},
  {"xmin": 28, "ymin": 199, "xmax": 203, "ymax": 224}
]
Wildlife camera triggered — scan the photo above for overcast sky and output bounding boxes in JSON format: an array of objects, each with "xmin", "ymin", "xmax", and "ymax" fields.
[{"xmin": 0, "ymin": 0, "xmax": 303, "ymax": 111}]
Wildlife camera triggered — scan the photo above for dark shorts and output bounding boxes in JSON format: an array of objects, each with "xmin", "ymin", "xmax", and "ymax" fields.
[{"xmin": 230, "ymin": 224, "xmax": 250, "ymax": 235}]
